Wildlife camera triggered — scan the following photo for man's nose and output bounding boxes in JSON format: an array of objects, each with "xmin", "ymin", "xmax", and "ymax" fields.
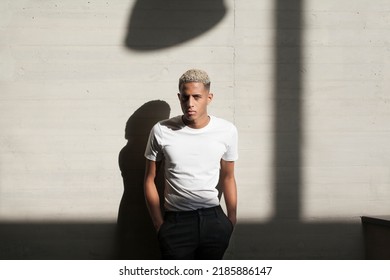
[{"xmin": 187, "ymin": 96, "xmax": 194, "ymax": 107}]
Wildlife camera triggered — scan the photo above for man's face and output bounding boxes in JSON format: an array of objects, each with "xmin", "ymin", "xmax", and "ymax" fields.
[{"xmin": 178, "ymin": 82, "xmax": 213, "ymax": 125}]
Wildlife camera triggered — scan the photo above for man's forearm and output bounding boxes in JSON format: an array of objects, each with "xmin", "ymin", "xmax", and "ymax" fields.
[
  {"xmin": 223, "ymin": 177, "xmax": 237, "ymax": 225},
  {"xmin": 144, "ymin": 179, "xmax": 164, "ymax": 231}
]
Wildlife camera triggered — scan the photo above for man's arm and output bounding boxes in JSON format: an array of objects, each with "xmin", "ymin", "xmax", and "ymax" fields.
[
  {"xmin": 220, "ymin": 159, "xmax": 237, "ymax": 226},
  {"xmin": 144, "ymin": 159, "xmax": 164, "ymax": 232}
]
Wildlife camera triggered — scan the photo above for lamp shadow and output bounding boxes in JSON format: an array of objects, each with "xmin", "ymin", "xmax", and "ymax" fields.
[
  {"xmin": 124, "ymin": 0, "xmax": 227, "ymax": 51},
  {"xmin": 116, "ymin": 100, "xmax": 170, "ymax": 259}
]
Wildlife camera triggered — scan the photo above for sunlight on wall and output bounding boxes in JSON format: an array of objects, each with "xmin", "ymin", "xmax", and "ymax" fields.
[
  {"xmin": 301, "ymin": 1, "xmax": 390, "ymax": 222},
  {"xmin": 0, "ymin": 0, "xmax": 245, "ymax": 222},
  {"xmin": 232, "ymin": 0, "xmax": 276, "ymax": 223}
]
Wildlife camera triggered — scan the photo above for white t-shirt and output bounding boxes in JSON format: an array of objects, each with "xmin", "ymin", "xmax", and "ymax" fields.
[{"xmin": 144, "ymin": 115, "xmax": 238, "ymax": 211}]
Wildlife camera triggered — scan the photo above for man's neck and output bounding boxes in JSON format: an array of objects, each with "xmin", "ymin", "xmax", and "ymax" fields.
[{"xmin": 182, "ymin": 115, "xmax": 210, "ymax": 129}]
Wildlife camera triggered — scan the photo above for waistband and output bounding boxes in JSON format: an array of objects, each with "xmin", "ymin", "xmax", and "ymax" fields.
[{"xmin": 164, "ymin": 205, "xmax": 221, "ymax": 217}]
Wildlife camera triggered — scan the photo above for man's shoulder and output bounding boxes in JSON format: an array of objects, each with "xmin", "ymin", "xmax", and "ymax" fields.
[
  {"xmin": 158, "ymin": 115, "xmax": 184, "ymax": 131},
  {"xmin": 211, "ymin": 116, "xmax": 237, "ymax": 130}
]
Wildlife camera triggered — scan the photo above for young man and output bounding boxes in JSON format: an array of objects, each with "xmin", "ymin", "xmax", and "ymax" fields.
[{"xmin": 144, "ymin": 69, "xmax": 238, "ymax": 259}]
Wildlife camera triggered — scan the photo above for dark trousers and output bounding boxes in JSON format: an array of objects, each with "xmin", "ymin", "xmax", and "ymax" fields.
[{"xmin": 157, "ymin": 205, "xmax": 234, "ymax": 260}]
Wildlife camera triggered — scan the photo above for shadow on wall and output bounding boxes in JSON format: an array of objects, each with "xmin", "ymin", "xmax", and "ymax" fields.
[
  {"xmin": 0, "ymin": 101, "xmax": 170, "ymax": 260},
  {"xmin": 273, "ymin": 0, "xmax": 304, "ymax": 221},
  {"xmin": 124, "ymin": 0, "xmax": 226, "ymax": 51},
  {"xmin": 116, "ymin": 100, "xmax": 170, "ymax": 259},
  {"xmin": 0, "ymin": 222, "xmax": 117, "ymax": 259},
  {"xmin": 0, "ymin": 221, "xmax": 364, "ymax": 259},
  {"xmin": 228, "ymin": 222, "xmax": 364, "ymax": 259}
]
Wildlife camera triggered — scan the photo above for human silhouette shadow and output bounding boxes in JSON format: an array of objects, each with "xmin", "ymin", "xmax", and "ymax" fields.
[
  {"xmin": 116, "ymin": 100, "xmax": 170, "ymax": 259},
  {"xmin": 125, "ymin": 0, "xmax": 226, "ymax": 51}
]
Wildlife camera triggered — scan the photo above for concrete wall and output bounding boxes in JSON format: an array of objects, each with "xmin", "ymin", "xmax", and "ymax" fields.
[{"xmin": 1, "ymin": 0, "xmax": 389, "ymax": 259}]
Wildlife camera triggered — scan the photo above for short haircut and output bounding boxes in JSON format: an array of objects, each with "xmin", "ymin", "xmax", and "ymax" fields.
[{"xmin": 178, "ymin": 69, "xmax": 211, "ymax": 91}]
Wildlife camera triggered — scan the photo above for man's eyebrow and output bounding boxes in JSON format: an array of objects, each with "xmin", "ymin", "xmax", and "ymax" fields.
[{"xmin": 180, "ymin": 93, "xmax": 202, "ymax": 97}]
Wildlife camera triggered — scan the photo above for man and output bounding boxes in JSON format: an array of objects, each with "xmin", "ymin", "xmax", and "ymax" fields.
[{"xmin": 144, "ymin": 69, "xmax": 238, "ymax": 259}]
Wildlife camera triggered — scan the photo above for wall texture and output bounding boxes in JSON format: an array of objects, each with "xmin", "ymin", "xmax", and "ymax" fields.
[{"xmin": 1, "ymin": 0, "xmax": 389, "ymax": 259}]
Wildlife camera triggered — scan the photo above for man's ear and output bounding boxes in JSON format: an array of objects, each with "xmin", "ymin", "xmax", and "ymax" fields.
[{"xmin": 207, "ymin": 92, "xmax": 214, "ymax": 104}]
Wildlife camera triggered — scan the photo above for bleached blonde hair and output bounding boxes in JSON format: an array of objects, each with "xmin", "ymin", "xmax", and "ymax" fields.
[{"xmin": 178, "ymin": 69, "xmax": 211, "ymax": 91}]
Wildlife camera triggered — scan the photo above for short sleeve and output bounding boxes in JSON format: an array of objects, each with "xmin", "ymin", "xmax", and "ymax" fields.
[
  {"xmin": 144, "ymin": 123, "xmax": 164, "ymax": 161},
  {"xmin": 222, "ymin": 124, "xmax": 238, "ymax": 161}
]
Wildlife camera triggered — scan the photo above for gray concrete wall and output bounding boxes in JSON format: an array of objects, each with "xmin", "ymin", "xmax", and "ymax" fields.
[{"xmin": 1, "ymin": 0, "xmax": 389, "ymax": 259}]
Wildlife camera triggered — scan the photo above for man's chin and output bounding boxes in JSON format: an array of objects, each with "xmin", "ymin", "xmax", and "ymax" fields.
[
  {"xmin": 182, "ymin": 115, "xmax": 196, "ymax": 125},
  {"xmin": 184, "ymin": 114, "xmax": 196, "ymax": 121}
]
